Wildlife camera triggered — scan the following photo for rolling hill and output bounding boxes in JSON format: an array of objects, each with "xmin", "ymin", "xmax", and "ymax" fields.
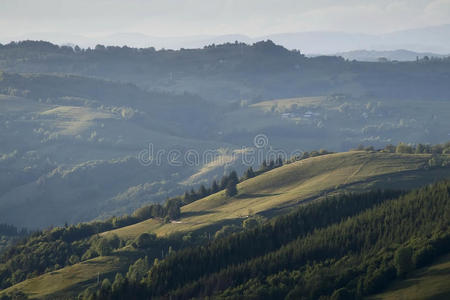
[
  {"xmin": 1, "ymin": 42, "xmax": 450, "ymax": 231},
  {"xmin": 2, "ymin": 70, "xmax": 449, "ymax": 229},
  {"xmin": 0, "ymin": 72, "xmax": 237, "ymax": 228},
  {"xmin": 2, "ymin": 40, "xmax": 450, "ymax": 103},
  {"xmin": 1, "ymin": 150, "xmax": 449, "ymax": 299},
  {"xmin": 102, "ymin": 151, "xmax": 448, "ymax": 239}
]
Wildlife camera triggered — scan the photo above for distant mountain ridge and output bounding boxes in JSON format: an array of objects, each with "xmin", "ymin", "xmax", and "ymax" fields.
[
  {"xmin": 1, "ymin": 24, "xmax": 449, "ymax": 54},
  {"xmin": 334, "ymin": 49, "xmax": 448, "ymax": 62}
]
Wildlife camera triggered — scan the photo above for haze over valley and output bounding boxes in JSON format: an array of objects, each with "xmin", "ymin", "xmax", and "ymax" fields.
[{"xmin": 0, "ymin": 1, "xmax": 450, "ymax": 299}]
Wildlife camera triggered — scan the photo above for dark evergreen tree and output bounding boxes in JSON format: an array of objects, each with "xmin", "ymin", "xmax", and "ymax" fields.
[
  {"xmin": 166, "ymin": 199, "xmax": 181, "ymax": 220},
  {"xmin": 260, "ymin": 160, "xmax": 268, "ymax": 171},
  {"xmin": 211, "ymin": 180, "xmax": 219, "ymax": 193},
  {"xmin": 276, "ymin": 156, "xmax": 283, "ymax": 167},
  {"xmin": 269, "ymin": 159, "xmax": 275, "ymax": 169},
  {"xmin": 225, "ymin": 181, "xmax": 238, "ymax": 197},
  {"xmin": 189, "ymin": 188, "xmax": 197, "ymax": 201},
  {"xmin": 198, "ymin": 185, "xmax": 208, "ymax": 198},
  {"xmin": 243, "ymin": 167, "xmax": 255, "ymax": 180},
  {"xmin": 220, "ymin": 176, "xmax": 229, "ymax": 190},
  {"xmin": 183, "ymin": 191, "xmax": 191, "ymax": 204},
  {"xmin": 228, "ymin": 170, "xmax": 239, "ymax": 185}
]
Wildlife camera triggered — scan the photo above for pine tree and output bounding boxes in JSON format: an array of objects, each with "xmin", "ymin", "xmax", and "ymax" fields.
[
  {"xmin": 225, "ymin": 181, "xmax": 238, "ymax": 197},
  {"xmin": 260, "ymin": 160, "xmax": 268, "ymax": 171},
  {"xmin": 228, "ymin": 170, "xmax": 239, "ymax": 185},
  {"xmin": 183, "ymin": 191, "xmax": 191, "ymax": 204},
  {"xmin": 189, "ymin": 188, "xmax": 197, "ymax": 201},
  {"xmin": 276, "ymin": 156, "xmax": 283, "ymax": 167},
  {"xmin": 220, "ymin": 175, "xmax": 229, "ymax": 190},
  {"xmin": 244, "ymin": 167, "xmax": 255, "ymax": 179},
  {"xmin": 199, "ymin": 185, "xmax": 208, "ymax": 198},
  {"xmin": 211, "ymin": 180, "xmax": 219, "ymax": 193}
]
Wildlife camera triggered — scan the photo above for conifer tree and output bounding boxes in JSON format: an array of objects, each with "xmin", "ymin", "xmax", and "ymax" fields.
[
  {"xmin": 276, "ymin": 156, "xmax": 283, "ymax": 167},
  {"xmin": 228, "ymin": 170, "xmax": 239, "ymax": 185},
  {"xmin": 199, "ymin": 185, "xmax": 208, "ymax": 198},
  {"xmin": 220, "ymin": 175, "xmax": 229, "ymax": 190},
  {"xmin": 260, "ymin": 160, "xmax": 268, "ymax": 171},
  {"xmin": 244, "ymin": 167, "xmax": 255, "ymax": 179},
  {"xmin": 225, "ymin": 181, "xmax": 238, "ymax": 197},
  {"xmin": 211, "ymin": 180, "xmax": 219, "ymax": 193}
]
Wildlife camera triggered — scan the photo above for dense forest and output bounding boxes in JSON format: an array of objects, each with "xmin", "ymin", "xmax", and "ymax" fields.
[
  {"xmin": 0, "ymin": 225, "xmax": 28, "ymax": 255},
  {"xmin": 77, "ymin": 180, "xmax": 449, "ymax": 300}
]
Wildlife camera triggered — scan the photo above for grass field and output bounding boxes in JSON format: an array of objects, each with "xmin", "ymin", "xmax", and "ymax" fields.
[
  {"xmin": 369, "ymin": 253, "xmax": 450, "ymax": 300},
  {"xmin": 0, "ymin": 253, "xmax": 136, "ymax": 299},
  {"xmin": 103, "ymin": 151, "xmax": 447, "ymax": 239},
  {"xmin": 2, "ymin": 151, "xmax": 449, "ymax": 299}
]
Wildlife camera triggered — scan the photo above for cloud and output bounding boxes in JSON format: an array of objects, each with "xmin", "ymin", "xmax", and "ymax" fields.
[
  {"xmin": 0, "ymin": 0, "xmax": 448, "ymax": 38},
  {"xmin": 424, "ymin": 0, "xmax": 450, "ymax": 25}
]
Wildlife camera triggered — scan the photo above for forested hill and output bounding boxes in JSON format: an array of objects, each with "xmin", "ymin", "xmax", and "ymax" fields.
[
  {"xmin": 105, "ymin": 180, "xmax": 450, "ymax": 299},
  {"xmin": 1, "ymin": 40, "xmax": 450, "ymax": 101},
  {"xmin": 1, "ymin": 149, "xmax": 449, "ymax": 299},
  {"xmin": 74, "ymin": 180, "xmax": 449, "ymax": 299}
]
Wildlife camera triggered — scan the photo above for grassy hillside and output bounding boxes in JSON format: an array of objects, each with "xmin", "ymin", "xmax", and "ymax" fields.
[
  {"xmin": 0, "ymin": 254, "xmax": 133, "ymax": 299},
  {"xmin": 104, "ymin": 151, "xmax": 447, "ymax": 239},
  {"xmin": 87, "ymin": 179, "xmax": 450, "ymax": 299},
  {"xmin": 135, "ymin": 180, "xmax": 449, "ymax": 299},
  {"xmin": 369, "ymin": 253, "xmax": 450, "ymax": 300},
  {"xmin": 2, "ymin": 151, "xmax": 449, "ymax": 299}
]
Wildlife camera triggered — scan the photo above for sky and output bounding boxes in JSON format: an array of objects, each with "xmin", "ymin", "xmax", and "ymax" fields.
[{"xmin": 1, "ymin": 0, "xmax": 450, "ymax": 38}]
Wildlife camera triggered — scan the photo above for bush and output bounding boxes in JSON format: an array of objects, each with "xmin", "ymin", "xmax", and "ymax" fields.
[
  {"xmin": 126, "ymin": 257, "xmax": 149, "ymax": 284},
  {"xmin": 134, "ymin": 233, "xmax": 157, "ymax": 249},
  {"xmin": 133, "ymin": 206, "xmax": 153, "ymax": 220},
  {"xmin": 396, "ymin": 142, "xmax": 413, "ymax": 154},
  {"xmin": 111, "ymin": 273, "xmax": 126, "ymax": 294},
  {"xmin": 214, "ymin": 225, "xmax": 240, "ymax": 239},
  {"xmin": 95, "ymin": 238, "xmax": 113, "ymax": 256},
  {"xmin": 68, "ymin": 255, "xmax": 80, "ymax": 265}
]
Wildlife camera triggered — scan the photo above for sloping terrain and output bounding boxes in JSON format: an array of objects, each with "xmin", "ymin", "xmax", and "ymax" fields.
[
  {"xmin": 369, "ymin": 253, "xmax": 450, "ymax": 300},
  {"xmin": 104, "ymin": 151, "xmax": 447, "ymax": 238},
  {"xmin": 0, "ymin": 73, "xmax": 238, "ymax": 228},
  {"xmin": 219, "ymin": 95, "xmax": 450, "ymax": 152},
  {"xmin": 2, "ymin": 151, "xmax": 449, "ymax": 299},
  {"xmin": 0, "ymin": 255, "xmax": 133, "ymax": 299},
  {"xmin": 1, "ymin": 69, "xmax": 450, "ymax": 228}
]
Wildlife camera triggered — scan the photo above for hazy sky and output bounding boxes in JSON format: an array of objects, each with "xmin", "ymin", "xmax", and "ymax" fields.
[{"xmin": 1, "ymin": 0, "xmax": 450, "ymax": 38}]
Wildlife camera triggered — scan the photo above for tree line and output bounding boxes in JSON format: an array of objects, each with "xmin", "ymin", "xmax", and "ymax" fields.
[{"xmin": 91, "ymin": 180, "xmax": 449, "ymax": 299}]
